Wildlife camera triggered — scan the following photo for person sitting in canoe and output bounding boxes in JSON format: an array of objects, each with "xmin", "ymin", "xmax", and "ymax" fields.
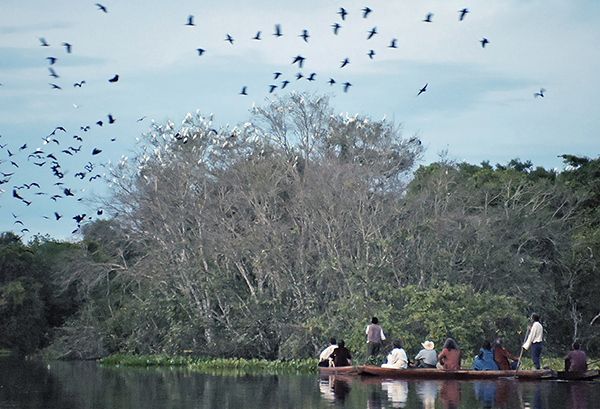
[
  {"xmin": 381, "ymin": 339, "xmax": 408, "ymax": 369},
  {"xmin": 564, "ymin": 341, "xmax": 587, "ymax": 372},
  {"xmin": 438, "ymin": 338, "xmax": 461, "ymax": 370},
  {"xmin": 472, "ymin": 340, "xmax": 499, "ymax": 371},
  {"xmin": 493, "ymin": 338, "xmax": 519, "ymax": 370},
  {"xmin": 413, "ymin": 340, "xmax": 437, "ymax": 368},
  {"xmin": 318, "ymin": 337, "xmax": 338, "ymax": 367},
  {"xmin": 330, "ymin": 340, "xmax": 352, "ymax": 367}
]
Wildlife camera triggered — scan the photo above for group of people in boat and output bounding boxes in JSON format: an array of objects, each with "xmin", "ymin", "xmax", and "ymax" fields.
[{"xmin": 318, "ymin": 314, "xmax": 589, "ymax": 372}]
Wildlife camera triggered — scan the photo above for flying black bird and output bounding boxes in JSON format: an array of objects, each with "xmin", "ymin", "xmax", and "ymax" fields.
[
  {"xmin": 48, "ymin": 67, "xmax": 59, "ymax": 78},
  {"xmin": 108, "ymin": 114, "xmax": 116, "ymax": 124},
  {"xmin": 292, "ymin": 55, "xmax": 306, "ymax": 68},
  {"xmin": 307, "ymin": 73, "xmax": 316, "ymax": 82},
  {"xmin": 47, "ymin": 57, "xmax": 57, "ymax": 65},
  {"xmin": 97, "ymin": 209, "xmax": 103, "ymax": 216},
  {"xmin": 362, "ymin": 7, "xmax": 372, "ymax": 18},
  {"xmin": 417, "ymin": 83, "xmax": 428, "ymax": 96},
  {"xmin": 73, "ymin": 214, "xmax": 86, "ymax": 223},
  {"xmin": 108, "ymin": 74, "xmax": 119, "ymax": 82},
  {"xmin": 54, "ymin": 212, "xmax": 62, "ymax": 220},
  {"xmin": 13, "ymin": 190, "xmax": 23, "ymax": 199},
  {"xmin": 367, "ymin": 27, "xmax": 377, "ymax": 39},
  {"xmin": 81, "ymin": 126, "xmax": 90, "ymax": 132},
  {"xmin": 296, "ymin": 72, "xmax": 304, "ymax": 80},
  {"xmin": 186, "ymin": 15, "xmax": 195, "ymax": 26},
  {"xmin": 19, "ymin": 143, "xmax": 27, "ymax": 151},
  {"xmin": 299, "ymin": 29, "xmax": 309, "ymax": 42},
  {"xmin": 196, "ymin": 48, "xmax": 205, "ymax": 56},
  {"xmin": 39, "ymin": 37, "xmax": 50, "ymax": 46},
  {"xmin": 423, "ymin": 13, "xmax": 433, "ymax": 22},
  {"xmin": 62, "ymin": 42, "xmax": 72, "ymax": 53},
  {"xmin": 281, "ymin": 80, "xmax": 290, "ymax": 89},
  {"xmin": 458, "ymin": 8, "xmax": 469, "ymax": 21},
  {"xmin": 534, "ymin": 88, "xmax": 546, "ymax": 98},
  {"xmin": 480, "ymin": 38, "xmax": 489, "ymax": 48},
  {"xmin": 328, "ymin": 78, "xmax": 336, "ymax": 86},
  {"xmin": 225, "ymin": 34, "xmax": 234, "ymax": 44},
  {"xmin": 73, "ymin": 80, "xmax": 86, "ymax": 87},
  {"xmin": 49, "ymin": 83, "xmax": 61, "ymax": 89},
  {"xmin": 274, "ymin": 72, "xmax": 282, "ymax": 79},
  {"xmin": 332, "ymin": 22, "xmax": 342, "ymax": 35},
  {"xmin": 96, "ymin": 120, "xmax": 103, "ymax": 126},
  {"xmin": 51, "ymin": 126, "xmax": 66, "ymax": 135},
  {"xmin": 343, "ymin": 82, "xmax": 352, "ymax": 92},
  {"xmin": 273, "ymin": 24, "xmax": 283, "ymax": 37},
  {"xmin": 340, "ymin": 58, "xmax": 350, "ymax": 68},
  {"xmin": 368, "ymin": 49, "xmax": 375, "ymax": 59},
  {"xmin": 269, "ymin": 85, "xmax": 277, "ymax": 93},
  {"xmin": 239, "ymin": 86, "xmax": 248, "ymax": 95},
  {"xmin": 92, "ymin": 148, "xmax": 102, "ymax": 155},
  {"xmin": 95, "ymin": 3, "xmax": 107, "ymax": 12},
  {"xmin": 252, "ymin": 31, "xmax": 261, "ymax": 40},
  {"xmin": 64, "ymin": 188, "xmax": 74, "ymax": 196},
  {"xmin": 338, "ymin": 7, "xmax": 348, "ymax": 20},
  {"xmin": 388, "ymin": 38, "xmax": 398, "ymax": 48},
  {"xmin": 137, "ymin": 116, "xmax": 146, "ymax": 122}
]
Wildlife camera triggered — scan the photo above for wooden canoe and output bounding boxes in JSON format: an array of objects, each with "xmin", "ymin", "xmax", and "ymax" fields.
[
  {"xmin": 357, "ymin": 365, "xmax": 556, "ymax": 380},
  {"xmin": 554, "ymin": 369, "xmax": 600, "ymax": 381},
  {"xmin": 318, "ymin": 366, "xmax": 360, "ymax": 376}
]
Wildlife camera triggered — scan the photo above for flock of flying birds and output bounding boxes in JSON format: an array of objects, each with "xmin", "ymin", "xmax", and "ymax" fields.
[{"xmin": 1, "ymin": 3, "xmax": 546, "ymax": 239}]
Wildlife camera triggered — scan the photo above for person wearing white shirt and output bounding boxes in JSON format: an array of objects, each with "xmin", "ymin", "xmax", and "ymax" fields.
[
  {"xmin": 522, "ymin": 313, "xmax": 543, "ymax": 369},
  {"xmin": 381, "ymin": 339, "xmax": 408, "ymax": 369},
  {"xmin": 318, "ymin": 338, "xmax": 338, "ymax": 367}
]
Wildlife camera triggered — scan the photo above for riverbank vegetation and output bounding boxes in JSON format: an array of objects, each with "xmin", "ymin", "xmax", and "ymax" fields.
[{"xmin": 1, "ymin": 93, "xmax": 600, "ymax": 363}]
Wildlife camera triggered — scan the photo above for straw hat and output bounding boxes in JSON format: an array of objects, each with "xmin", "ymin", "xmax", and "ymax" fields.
[{"xmin": 422, "ymin": 340, "xmax": 435, "ymax": 350}]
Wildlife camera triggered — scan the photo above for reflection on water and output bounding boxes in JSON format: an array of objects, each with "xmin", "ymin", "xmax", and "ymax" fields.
[
  {"xmin": 415, "ymin": 381, "xmax": 439, "ymax": 409},
  {"xmin": 381, "ymin": 379, "xmax": 408, "ymax": 407},
  {"xmin": 1, "ymin": 357, "xmax": 600, "ymax": 409}
]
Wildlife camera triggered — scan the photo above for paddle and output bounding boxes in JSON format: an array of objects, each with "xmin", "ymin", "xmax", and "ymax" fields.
[{"xmin": 515, "ymin": 325, "xmax": 531, "ymax": 375}]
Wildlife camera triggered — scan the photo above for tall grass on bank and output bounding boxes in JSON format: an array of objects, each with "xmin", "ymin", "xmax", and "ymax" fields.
[{"xmin": 99, "ymin": 354, "xmax": 319, "ymax": 374}]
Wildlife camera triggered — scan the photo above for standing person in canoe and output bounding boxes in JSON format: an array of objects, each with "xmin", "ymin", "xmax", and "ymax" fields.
[
  {"xmin": 472, "ymin": 340, "xmax": 499, "ymax": 370},
  {"xmin": 493, "ymin": 338, "xmax": 520, "ymax": 370},
  {"xmin": 414, "ymin": 340, "xmax": 438, "ymax": 368},
  {"xmin": 522, "ymin": 313, "xmax": 544, "ymax": 369},
  {"xmin": 438, "ymin": 338, "xmax": 461, "ymax": 370},
  {"xmin": 330, "ymin": 340, "xmax": 352, "ymax": 367},
  {"xmin": 318, "ymin": 338, "xmax": 338, "ymax": 367},
  {"xmin": 381, "ymin": 339, "xmax": 408, "ymax": 369},
  {"xmin": 365, "ymin": 317, "xmax": 386, "ymax": 357}
]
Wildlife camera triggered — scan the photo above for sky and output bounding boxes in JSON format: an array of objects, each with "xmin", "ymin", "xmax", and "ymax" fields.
[{"xmin": 1, "ymin": 0, "xmax": 599, "ymax": 242}]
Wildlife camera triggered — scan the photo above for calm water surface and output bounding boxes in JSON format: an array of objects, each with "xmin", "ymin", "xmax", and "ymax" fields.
[{"xmin": 0, "ymin": 357, "xmax": 598, "ymax": 408}]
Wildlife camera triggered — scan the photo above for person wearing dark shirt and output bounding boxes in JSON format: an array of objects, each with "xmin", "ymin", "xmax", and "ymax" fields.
[
  {"xmin": 331, "ymin": 340, "xmax": 352, "ymax": 367},
  {"xmin": 438, "ymin": 338, "xmax": 461, "ymax": 370},
  {"xmin": 493, "ymin": 338, "xmax": 519, "ymax": 370},
  {"xmin": 564, "ymin": 342, "xmax": 587, "ymax": 372}
]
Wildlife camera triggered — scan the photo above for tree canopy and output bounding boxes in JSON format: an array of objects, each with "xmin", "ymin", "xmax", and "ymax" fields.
[{"xmin": 2, "ymin": 93, "xmax": 599, "ymax": 360}]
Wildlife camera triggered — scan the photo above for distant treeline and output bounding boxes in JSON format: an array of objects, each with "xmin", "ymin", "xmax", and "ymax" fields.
[{"xmin": 1, "ymin": 93, "xmax": 599, "ymax": 361}]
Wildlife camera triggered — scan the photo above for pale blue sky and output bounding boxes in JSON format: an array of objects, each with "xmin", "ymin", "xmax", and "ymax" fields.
[{"xmin": 1, "ymin": 0, "xmax": 599, "ymax": 241}]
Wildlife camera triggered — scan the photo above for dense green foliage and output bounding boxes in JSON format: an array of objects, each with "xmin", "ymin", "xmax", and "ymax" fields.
[
  {"xmin": 0, "ymin": 233, "xmax": 79, "ymax": 355},
  {"xmin": 99, "ymin": 354, "xmax": 317, "ymax": 374},
  {"xmin": 2, "ymin": 93, "xmax": 599, "ymax": 362}
]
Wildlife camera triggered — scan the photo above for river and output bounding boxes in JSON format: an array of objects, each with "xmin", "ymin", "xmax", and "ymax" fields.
[{"xmin": 0, "ymin": 357, "xmax": 598, "ymax": 408}]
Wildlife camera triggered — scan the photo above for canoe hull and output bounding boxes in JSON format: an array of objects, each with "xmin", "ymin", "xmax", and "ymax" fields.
[
  {"xmin": 357, "ymin": 365, "xmax": 555, "ymax": 380},
  {"xmin": 318, "ymin": 366, "xmax": 360, "ymax": 376}
]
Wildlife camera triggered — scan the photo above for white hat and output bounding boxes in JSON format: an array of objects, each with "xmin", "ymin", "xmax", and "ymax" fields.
[{"xmin": 422, "ymin": 340, "xmax": 435, "ymax": 350}]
